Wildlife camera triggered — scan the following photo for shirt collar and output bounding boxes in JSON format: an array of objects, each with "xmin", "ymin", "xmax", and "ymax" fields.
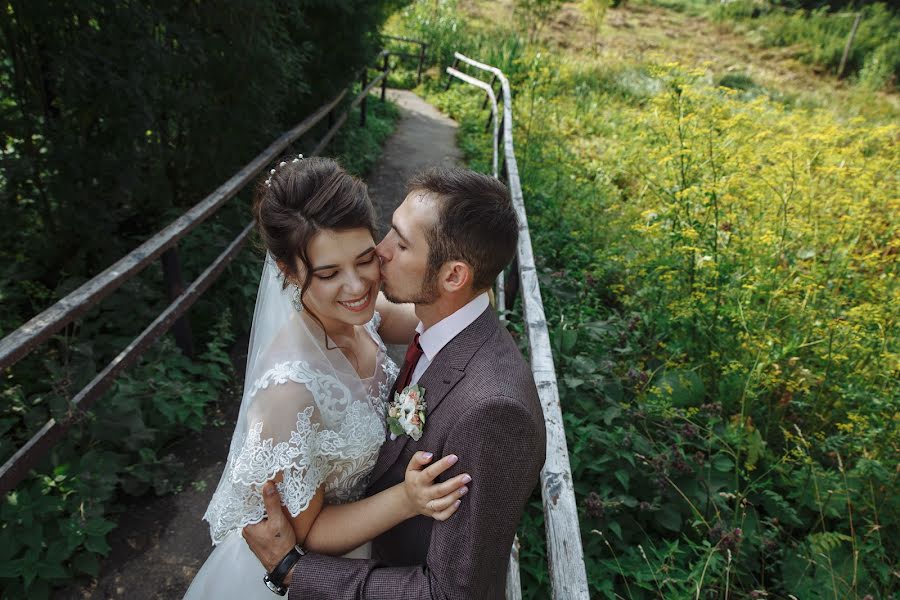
[{"xmin": 415, "ymin": 292, "xmax": 490, "ymax": 361}]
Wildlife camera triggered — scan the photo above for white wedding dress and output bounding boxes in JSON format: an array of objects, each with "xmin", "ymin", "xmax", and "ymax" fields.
[{"xmin": 184, "ymin": 254, "xmax": 398, "ymax": 600}]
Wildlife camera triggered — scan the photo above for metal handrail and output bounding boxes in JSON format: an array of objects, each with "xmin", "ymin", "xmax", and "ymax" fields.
[
  {"xmin": 444, "ymin": 66, "xmax": 505, "ymax": 316},
  {"xmin": 0, "ymin": 53, "xmax": 394, "ymax": 495},
  {"xmin": 447, "ymin": 52, "xmax": 590, "ymax": 600}
]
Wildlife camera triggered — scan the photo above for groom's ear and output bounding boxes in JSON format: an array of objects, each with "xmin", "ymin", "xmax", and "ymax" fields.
[{"xmin": 441, "ymin": 261, "xmax": 473, "ymax": 293}]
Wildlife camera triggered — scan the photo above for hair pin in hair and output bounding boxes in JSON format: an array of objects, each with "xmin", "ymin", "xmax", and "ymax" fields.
[{"xmin": 265, "ymin": 154, "xmax": 303, "ymax": 187}]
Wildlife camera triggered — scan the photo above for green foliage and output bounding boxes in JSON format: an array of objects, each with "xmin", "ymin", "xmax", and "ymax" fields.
[
  {"xmin": 0, "ymin": 1, "xmax": 404, "ymax": 595},
  {"xmin": 385, "ymin": 0, "xmax": 464, "ymax": 83},
  {"xmin": 710, "ymin": 1, "xmax": 899, "ymax": 89},
  {"xmin": 398, "ymin": 1, "xmax": 898, "ymax": 597},
  {"xmin": 579, "ymin": 0, "xmax": 611, "ymax": 52},
  {"xmin": 0, "ymin": 89, "xmax": 401, "ymax": 596},
  {"xmin": 515, "ymin": 0, "xmax": 564, "ymax": 42},
  {"xmin": 331, "ymin": 98, "xmax": 402, "ymax": 176},
  {"xmin": 0, "ymin": 0, "xmax": 400, "ymax": 333},
  {"xmin": 1, "ymin": 313, "xmax": 236, "ymax": 599}
]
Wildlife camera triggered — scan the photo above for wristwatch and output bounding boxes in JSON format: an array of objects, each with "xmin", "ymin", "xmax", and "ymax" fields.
[{"xmin": 263, "ymin": 544, "xmax": 306, "ymax": 596}]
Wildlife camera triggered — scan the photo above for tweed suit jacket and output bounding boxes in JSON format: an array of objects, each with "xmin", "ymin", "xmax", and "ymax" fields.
[{"xmin": 289, "ymin": 307, "xmax": 546, "ymax": 599}]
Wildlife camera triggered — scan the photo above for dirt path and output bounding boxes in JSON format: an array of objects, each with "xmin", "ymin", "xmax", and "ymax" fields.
[
  {"xmin": 367, "ymin": 89, "xmax": 464, "ymax": 239},
  {"xmin": 54, "ymin": 89, "xmax": 461, "ymax": 600}
]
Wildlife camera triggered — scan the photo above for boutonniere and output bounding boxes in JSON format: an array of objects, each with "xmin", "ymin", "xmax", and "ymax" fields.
[{"xmin": 386, "ymin": 384, "xmax": 427, "ymax": 441}]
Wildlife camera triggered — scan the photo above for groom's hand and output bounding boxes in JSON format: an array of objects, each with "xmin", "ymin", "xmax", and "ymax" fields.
[{"xmin": 242, "ymin": 481, "xmax": 297, "ymax": 573}]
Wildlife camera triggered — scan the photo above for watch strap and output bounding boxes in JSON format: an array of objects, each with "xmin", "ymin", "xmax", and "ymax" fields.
[{"xmin": 263, "ymin": 544, "xmax": 305, "ymax": 595}]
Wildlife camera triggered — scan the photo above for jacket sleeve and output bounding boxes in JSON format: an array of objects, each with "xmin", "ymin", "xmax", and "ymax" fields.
[{"xmin": 288, "ymin": 395, "xmax": 545, "ymax": 600}]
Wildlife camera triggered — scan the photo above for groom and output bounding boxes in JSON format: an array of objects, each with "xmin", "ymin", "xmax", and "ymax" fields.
[{"xmin": 244, "ymin": 167, "xmax": 546, "ymax": 598}]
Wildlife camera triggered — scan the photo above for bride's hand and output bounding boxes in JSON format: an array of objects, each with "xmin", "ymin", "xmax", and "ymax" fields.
[{"xmin": 403, "ymin": 452, "xmax": 471, "ymax": 521}]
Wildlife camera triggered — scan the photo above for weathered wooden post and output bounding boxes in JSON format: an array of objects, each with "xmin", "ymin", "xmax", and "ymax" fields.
[
  {"xmin": 160, "ymin": 247, "xmax": 195, "ymax": 358},
  {"xmin": 382, "ymin": 52, "xmax": 389, "ymax": 101},
  {"xmin": 417, "ymin": 43, "xmax": 427, "ymax": 85},
  {"xmin": 838, "ymin": 12, "xmax": 862, "ymax": 79},
  {"xmin": 360, "ymin": 68, "xmax": 368, "ymax": 127},
  {"xmin": 444, "ymin": 56, "xmax": 458, "ymax": 90}
]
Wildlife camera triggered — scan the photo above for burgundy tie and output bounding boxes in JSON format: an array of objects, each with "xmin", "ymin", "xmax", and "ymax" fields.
[{"xmin": 396, "ymin": 333, "xmax": 424, "ymax": 391}]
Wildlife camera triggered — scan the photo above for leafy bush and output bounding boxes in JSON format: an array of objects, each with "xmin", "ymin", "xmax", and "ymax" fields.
[
  {"xmin": 0, "ymin": 314, "xmax": 236, "ymax": 598},
  {"xmin": 0, "ymin": 2, "xmax": 403, "ymax": 593},
  {"xmin": 0, "ymin": 0, "xmax": 401, "ymax": 333},
  {"xmin": 399, "ymin": 1, "xmax": 898, "ymax": 596},
  {"xmin": 0, "ymin": 99, "xmax": 400, "ymax": 599}
]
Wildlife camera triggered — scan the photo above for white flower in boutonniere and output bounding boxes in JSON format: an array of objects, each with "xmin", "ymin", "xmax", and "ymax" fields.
[{"xmin": 386, "ymin": 384, "xmax": 427, "ymax": 441}]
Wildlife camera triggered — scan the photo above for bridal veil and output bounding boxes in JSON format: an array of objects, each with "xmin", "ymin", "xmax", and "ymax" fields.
[{"xmin": 202, "ymin": 253, "xmax": 386, "ymax": 544}]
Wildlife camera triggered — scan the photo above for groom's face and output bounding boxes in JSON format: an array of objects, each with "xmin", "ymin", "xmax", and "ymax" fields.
[{"xmin": 376, "ymin": 191, "xmax": 440, "ymax": 305}]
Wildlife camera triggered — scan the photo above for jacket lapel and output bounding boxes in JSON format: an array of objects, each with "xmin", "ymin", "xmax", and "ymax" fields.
[{"xmin": 368, "ymin": 308, "xmax": 498, "ymax": 485}]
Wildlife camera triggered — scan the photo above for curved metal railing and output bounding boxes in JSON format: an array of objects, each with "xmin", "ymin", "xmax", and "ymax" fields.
[{"xmin": 447, "ymin": 52, "xmax": 590, "ymax": 600}]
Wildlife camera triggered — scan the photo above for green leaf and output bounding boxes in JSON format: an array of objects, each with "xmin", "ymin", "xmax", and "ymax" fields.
[
  {"xmin": 563, "ymin": 375, "xmax": 585, "ymax": 389},
  {"xmin": 652, "ymin": 369, "xmax": 705, "ymax": 407},
  {"xmin": 608, "ymin": 521, "xmax": 623, "ymax": 540},
  {"xmin": 655, "ymin": 505, "xmax": 683, "ymax": 532},
  {"xmin": 71, "ymin": 551, "xmax": 100, "ymax": 577},
  {"xmin": 614, "ymin": 469, "xmax": 629, "ymax": 491},
  {"xmin": 35, "ymin": 558, "xmax": 67, "ymax": 580},
  {"xmin": 83, "ymin": 535, "xmax": 111, "ymax": 556},
  {"xmin": 602, "ymin": 380, "xmax": 624, "ymax": 403},
  {"xmin": 84, "ymin": 518, "xmax": 116, "ymax": 538},
  {"xmin": 711, "ymin": 454, "xmax": 734, "ymax": 472},
  {"xmin": 601, "ymin": 405, "xmax": 621, "ymax": 426},
  {"xmin": 744, "ymin": 428, "xmax": 765, "ymax": 470},
  {"xmin": 0, "ymin": 558, "xmax": 23, "ymax": 578}
]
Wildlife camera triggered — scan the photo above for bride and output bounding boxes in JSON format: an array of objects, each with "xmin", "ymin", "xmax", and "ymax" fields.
[{"xmin": 184, "ymin": 156, "xmax": 470, "ymax": 598}]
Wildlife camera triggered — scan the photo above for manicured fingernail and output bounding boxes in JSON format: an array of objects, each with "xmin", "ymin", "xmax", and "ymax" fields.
[
  {"xmin": 458, "ymin": 486, "xmax": 469, "ymax": 496},
  {"xmin": 454, "ymin": 499, "xmax": 461, "ymax": 508},
  {"xmin": 422, "ymin": 452, "xmax": 433, "ymax": 460},
  {"xmin": 461, "ymin": 474, "xmax": 472, "ymax": 484},
  {"xmin": 447, "ymin": 455, "xmax": 458, "ymax": 465},
  {"xmin": 265, "ymin": 483, "xmax": 276, "ymax": 496}
]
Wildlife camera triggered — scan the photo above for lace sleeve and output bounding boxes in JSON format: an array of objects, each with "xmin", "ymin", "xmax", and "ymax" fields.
[
  {"xmin": 203, "ymin": 360, "xmax": 385, "ymax": 544},
  {"xmin": 203, "ymin": 363, "xmax": 340, "ymax": 544}
]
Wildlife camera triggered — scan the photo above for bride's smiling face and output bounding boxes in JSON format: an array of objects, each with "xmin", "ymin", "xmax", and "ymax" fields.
[{"xmin": 291, "ymin": 228, "xmax": 380, "ymax": 329}]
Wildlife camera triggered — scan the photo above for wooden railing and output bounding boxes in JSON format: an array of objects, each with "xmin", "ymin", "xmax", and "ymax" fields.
[
  {"xmin": 383, "ymin": 34, "xmax": 429, "ymax": 85},
  {"xmin": 446, "ymin": 53, "xmax": 590, "ymax": 600},
  {"xmin": 0, "ymin": 52, "xmax": 395, "ymax": 496}
]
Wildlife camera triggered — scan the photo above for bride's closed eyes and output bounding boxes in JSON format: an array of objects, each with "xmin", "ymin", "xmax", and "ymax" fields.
[{"xmin": 314, "ymin": 250, "xmax": 377, "ymax": 280}]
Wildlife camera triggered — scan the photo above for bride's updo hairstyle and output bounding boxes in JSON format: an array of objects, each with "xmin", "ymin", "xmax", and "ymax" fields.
[{"xmin": 252, "ymin": 156, "xmax": 376, "ymax": 307}]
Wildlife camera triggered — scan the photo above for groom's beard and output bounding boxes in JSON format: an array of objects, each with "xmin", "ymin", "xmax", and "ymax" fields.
[{"xmin": 383, "ymin": 269, "xmax": 440, "ymax": 305}]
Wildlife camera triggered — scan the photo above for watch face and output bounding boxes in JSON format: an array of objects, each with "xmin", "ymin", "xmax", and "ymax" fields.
[{"xmin": 264, "ymin": 575, "xmax": 286, "ymax": 596}]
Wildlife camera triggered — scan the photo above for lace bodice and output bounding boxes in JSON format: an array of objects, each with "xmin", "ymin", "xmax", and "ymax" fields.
[{"xmin": 203, "ymin": 312, "xmax": 398, "ymax": 544}]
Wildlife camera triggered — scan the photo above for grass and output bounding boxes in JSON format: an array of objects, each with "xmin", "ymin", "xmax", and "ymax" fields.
[{"xmin": 387, "ymin": 1, "xmax": 898, "ymax": 598}]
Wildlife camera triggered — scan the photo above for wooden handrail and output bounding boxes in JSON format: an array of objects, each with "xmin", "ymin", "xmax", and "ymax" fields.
[
  {"xmin": 0, "ymin": 50, "xmax": 397, "ymax": 495},
  {"xmin": 383, "ymin": 35, "xmax": 428, "ymax": 85},
  {"xmin": 0, "ymin": 223, "xmax": 254, "ymax": 495},
  {"xmin": 448, "ymin": 52, "xmax": 590, "ymax": 600},
  {"xmin": 0, "ymin": 91, "xmax": 346, "ymax": 373},
  {"xmin": 382, "ymin": 34, "xmax": 426, "ymax": 46}
]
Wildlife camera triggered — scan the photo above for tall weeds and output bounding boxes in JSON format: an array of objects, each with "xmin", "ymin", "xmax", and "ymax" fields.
[{"xmin": 389, "ymin": 2, "xmax": 899, "ymax": 597}]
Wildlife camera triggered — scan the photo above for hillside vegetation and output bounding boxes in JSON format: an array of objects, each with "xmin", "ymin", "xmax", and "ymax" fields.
[{"xmin": 388, "ymin": 1, "xmax": 898, "ymax": 597}]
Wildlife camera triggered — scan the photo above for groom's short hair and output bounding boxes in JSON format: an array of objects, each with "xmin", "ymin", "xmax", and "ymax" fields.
[{"xmin": 408, "ymin": 167, "xmax": 518, "ymax": 292}]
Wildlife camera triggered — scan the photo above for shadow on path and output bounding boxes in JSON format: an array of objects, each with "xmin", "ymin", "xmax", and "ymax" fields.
[{"xmin": 54, "ymin": 88, "xmax": 460, "ymax": 599}]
